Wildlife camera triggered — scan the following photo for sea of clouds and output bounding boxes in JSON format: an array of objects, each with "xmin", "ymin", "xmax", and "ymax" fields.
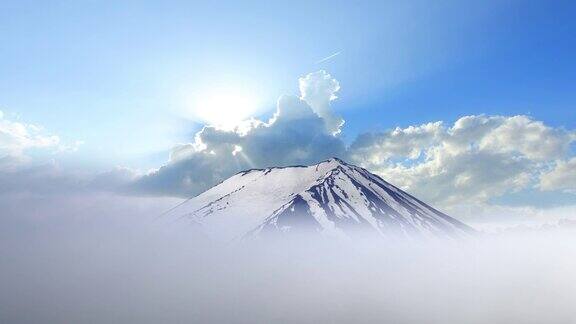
[{"xmin": 1, "ymin": 195, "xmax": 575, "ymax": 324}]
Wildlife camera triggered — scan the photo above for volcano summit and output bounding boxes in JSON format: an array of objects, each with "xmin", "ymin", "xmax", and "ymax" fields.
[{"xmin": 163, "ymin": 158, "xmax": 474, "ymax": 241}]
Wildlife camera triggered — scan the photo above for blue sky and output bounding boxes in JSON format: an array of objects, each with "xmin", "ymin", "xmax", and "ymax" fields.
[{"xmin": 2, "ymin": 0, "xmax": 574, "ymax": 167}]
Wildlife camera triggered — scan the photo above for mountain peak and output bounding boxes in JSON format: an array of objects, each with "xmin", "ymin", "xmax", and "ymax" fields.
[
  {"xmin": 314, "ymin": 157, "xmax": 353, "ymax": 173},
  {"xmin": 163, "ymin": 159, "xmax": 474, "ymax": 241},
  {"xmin": 322, "ymin": 157, "xmax": 347, "ymax": 164}
]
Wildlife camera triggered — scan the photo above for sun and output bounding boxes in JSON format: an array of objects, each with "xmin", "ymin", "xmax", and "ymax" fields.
[{"xmin": 190, "ymin": 88, "xmax": 259, "ymax": 130}]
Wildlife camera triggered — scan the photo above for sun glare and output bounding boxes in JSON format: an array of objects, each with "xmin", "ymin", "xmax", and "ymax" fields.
[{"xmin": 190, "ymin": 89, "xmax": 259, "ymax": 130}]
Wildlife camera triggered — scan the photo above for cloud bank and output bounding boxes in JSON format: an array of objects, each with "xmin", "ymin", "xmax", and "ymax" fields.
[{"xmin": 2, "ymin": 219, "xmax": 576, "ymax": 323}]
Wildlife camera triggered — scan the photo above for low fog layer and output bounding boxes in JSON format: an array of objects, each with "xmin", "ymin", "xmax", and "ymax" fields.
[{"xmin": 1, "ymin": 195, "xmax": 575, "ymax": 324}]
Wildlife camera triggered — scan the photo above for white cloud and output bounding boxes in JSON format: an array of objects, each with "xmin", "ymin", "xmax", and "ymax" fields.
[
  {"xmin": 298, "ymin": 70, "xmax": 344, "ymax": 135},
  {"xmin": 0, "ymin": 111, "xmax": 60, "ymax": 158},
  {"xmin": 477, "ymin": 115, "xmax": 572, "ymax": 160},
  {"xmin": 540, "ymin": 157, "xmax": 576, "ymax": 193},
  {"xmin": 349, "ymin": 115, "xmax": 575, "ymax": 207},
  {"xmin": 350, "ymin": 121, "xmax": 444, "ymax": 163}
]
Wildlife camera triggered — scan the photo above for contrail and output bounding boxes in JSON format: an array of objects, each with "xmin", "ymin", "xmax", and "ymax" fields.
[{"xmin": 316, "ymin": 51, "xmax": 341, "ymax": 64}]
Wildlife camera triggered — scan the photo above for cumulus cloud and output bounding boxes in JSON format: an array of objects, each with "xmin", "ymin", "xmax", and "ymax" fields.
[
  {"xmin": 299, "ymin": 70, "xmax": 344, "ymax": 135},
  {"xmin": 476, "ymin": 115, "xmax": 573, "ymax": 160},
  {"xmin": 350, "ymin": 121, "xmax": 444, "ymax": 162},
  {"xmin": 132, "ymin": 73, "xmax": 345, "ymax": 197},
  {"xmin": 348, "ymin": 115, "xmax": 575, "ymax": 207},
  {"xmin": 540, "ymin": 157, "xmax": 576, "ymax": 193}
]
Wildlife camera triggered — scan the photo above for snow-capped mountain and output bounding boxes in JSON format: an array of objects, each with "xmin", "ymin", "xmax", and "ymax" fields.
[{"xmin": 163, "ymin": 158, "xmax": 474, "ymax": 241}]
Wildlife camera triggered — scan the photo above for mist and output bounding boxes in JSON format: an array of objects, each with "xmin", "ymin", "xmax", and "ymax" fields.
[{"xmin": 1, "ymin": 195, "xmax": 575, "ymax": 324}]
